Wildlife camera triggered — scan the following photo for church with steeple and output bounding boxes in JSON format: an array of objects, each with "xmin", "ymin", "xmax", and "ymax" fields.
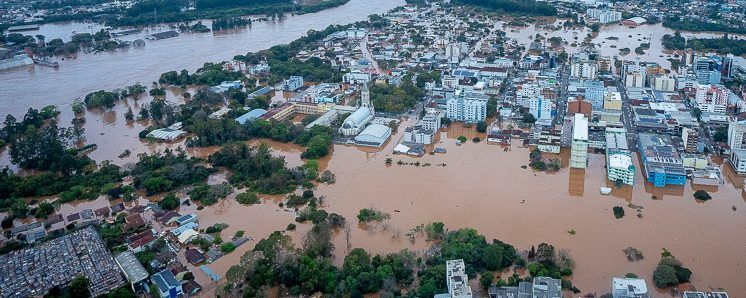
[{"xmin": 340, "ymin": 83, "xmax": 375, "ymax": 136}]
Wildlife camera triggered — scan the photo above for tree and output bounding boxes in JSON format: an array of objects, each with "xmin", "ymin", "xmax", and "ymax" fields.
[
  {"xmin": 612, "ymin": 206, "xmax": 625, "ymax": 219},
  {"xmin": 124, "ymin": 107, "xmax": 135, "ymax": 121},
  {"xmin": 480, "ymin": 272, "xmax": 494, "ymax": 290},
  {"xmin": 236, "ymin": 192, "xmax": 260, "ymax": 205},
  {"xmin": 34, "ymin": 202, "xmax": 55, "ymax": 218},
  {"xmin": 522, "ymin": 113, "xmax": 536, "ymax": 124},
  {"xmin": 68, "ymin": 275, "xmax": 91, "ymax": 298},
  {"xmin": 71, "ymin": 98, "xmax": 86, "ymax": 115},
  {"xmin": 158, "ymin": 193, "xmax": 180, "ymax": 210},
  {"xmin": 693, "ymin": 190, "xmax": 712, "ymax": 201},
  {"xmin": 476, "ymin": 121, "xmax": 487, "ymax": 133},
  {"xmin": 652, "ymin": 265, "xmax": 679, "ymax": 288},
  {"xmin": 713, "ymin": 126, "xmax": 727, "ymax": 142}
]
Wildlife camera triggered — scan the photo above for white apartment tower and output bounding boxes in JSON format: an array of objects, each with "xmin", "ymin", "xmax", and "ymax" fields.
[
  {"xmin": 446, "ymin": 259, "xmax": 473, "ymax": 298},
  {"xmin": 728, "ymin": 120, "xmax": 746, "ymax": 150},
  {"xmin": 570, "ymin": 114, "xmax": 589, "ymax": 169},
  {"xmin": 529, "ymin": 95, "xmax": 555, "ymax": 121},
  {"xmin": 447, "ymin": 89, "xmax": 488, "ymax": 123},
  {"xmin": 695, "ymin": 84, "xmax": 728, "ymax": 114}
]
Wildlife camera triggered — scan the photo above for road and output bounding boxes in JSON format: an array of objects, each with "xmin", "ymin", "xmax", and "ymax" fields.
[
  {"xmin": 616, "ymin": 81, "xmax": 639, "ymax": 151},
  {"xmin": 360, "ymin": 33, "xmax": 381, "ymax": 75}
]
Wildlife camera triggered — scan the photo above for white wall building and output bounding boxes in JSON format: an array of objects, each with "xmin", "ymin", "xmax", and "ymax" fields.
[
  {"xmin": 570, "ymin": 114, "xmax": 589, "ymax": 168},
  {"xmin": 340, "ymin": 84, "xmax": 374, "ymax": 136},
  {"xmin": 283, "ymin": 76, "xmax": 304, "ymax": 91},
  {"xmin": 606, "ymin": 127, "xmax": 635, "ymax": 185},
  {"xmin": 652, "ymin": 75, "xmax": 676, "ymax": 91},
  {"xmin": 343, "ymin": 71, "xmax": 372, "ymax": 84},
  {"xmin": 695, "ymin": 84, "xmax": 728, "ymax": 114},
  {"xmin": 611, "ymin": 277, "xmax": 648, "ymax": 298},
  {"xmin": 529, "ymin": 95, "xmax": 555, "ymax": 121},
  {"xmin": 731, "ymin": 149, "xmax": 746, "ymax": 175},
  {"xmin": 570, "ymin": 62, "xmax": 598, "ymax": 80},
  {"xmin": 516, "ymin": 83, "xmax": 540, "ymax": 108},
  {"xmin": 587, "ymin": 8, "xmax": 622, "ymax": 23},
  {"xmin": 447, "ymin": 89, "xmax": 488, "ymax": 123},
  {"xmin": 403, "ymin": 109, "xmax": 442, "ymax": 145},
  {"xmin": 728, "ymin": 120, "xmax": 746, "ymax": 150},
  {"xmin": 446, "ymin": 259, "xmax": 473, "ymax": 298}
]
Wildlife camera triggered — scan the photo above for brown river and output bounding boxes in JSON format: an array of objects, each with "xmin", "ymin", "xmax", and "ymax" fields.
[{"xmin": 1, "ymin": 2, "xmax": 745, "ymax": 296}]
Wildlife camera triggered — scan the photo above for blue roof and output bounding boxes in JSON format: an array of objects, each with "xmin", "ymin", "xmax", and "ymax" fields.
[
  {"xmin": 152, "ymin": 269, "xmax": 180, "ymax": 293},
  {"xmin": 199, "ymin": 265, "xmax": 221, "ymax": 281},
  {"xmin": 236, "ymin": 109, "xmax": 268, "ymax": 124},
  {"xmin": 171, "ymin": 222, "xmax": 198, "ymax": 236},
  {"xmin": 176, "ymin": 213, "xmax": 197, "ymax": 224}
]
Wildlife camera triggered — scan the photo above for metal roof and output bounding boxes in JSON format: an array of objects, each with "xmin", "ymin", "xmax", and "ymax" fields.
[{"xmin": 115, "ymin": 251, "xmax": 148, "ymax": 283}]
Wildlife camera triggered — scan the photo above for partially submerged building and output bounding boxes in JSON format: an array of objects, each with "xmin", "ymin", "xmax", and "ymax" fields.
[
  {"xmin": 638, "ymin": 133, "xmax": 686, "ymax": 187},
  {"xmin": 606, "ymin": 128, "xmax": 635, "ymax": 185}
]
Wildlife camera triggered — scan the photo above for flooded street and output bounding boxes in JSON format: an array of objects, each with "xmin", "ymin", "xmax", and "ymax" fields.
[
  {"xmin": 2, "ymin": 2, "xmax": 745, "ymax": 295},
  {"xmin": 502, "ymin": 21, "xmax": 744, "ymax": 70},
  {"xmin": 0, "ymin": 0, "xmax": 406, "ymax": 118},
  {"xmin": 168, "ymin": 124, "xmax": 746, "ymax": 296}
]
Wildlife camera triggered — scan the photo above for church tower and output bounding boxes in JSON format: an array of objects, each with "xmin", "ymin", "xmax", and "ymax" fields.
[{"xmin": 360, "ymin": 83, "xmax": 374, "ymax": 116}]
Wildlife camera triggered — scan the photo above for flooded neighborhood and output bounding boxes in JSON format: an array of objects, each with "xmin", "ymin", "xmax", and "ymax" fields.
[{"xmin": 1, "ymin": 0, "xmax": 745, "ymax": 297}]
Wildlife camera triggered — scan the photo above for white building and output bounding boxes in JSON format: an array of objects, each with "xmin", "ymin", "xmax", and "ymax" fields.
[
  {"xmin": 403, "ymin": 109, "xmax": 442, "ymax": 145},
  {"xmin": 447, "ymin": 89, "xmax": 488, "ymax": 123},
  {"xmin": 611, "ymin": 277, "xmax": 648, "ymax": 298},
  {"xmin": 446, "ymin": 259, "xmax": 473, "ymax": 298},
  {"xmin": 606, "ymin": 127, "xmax": 635, "ymax": 185},
  {"xmin": 587, "ymin": 8, "xmax": 622, "ymax": 23},
  {"xmin": 570, "ymin": 62, "xmax": 597, "ymax": 80},
  {"xmin": 343, "ymin": 71, "xmax": 372, "ymax": 84},
  {"xmin": 283, "ymin": 76, "xmax": 304, "ymax": 91},
  {"xmin": 728, "ymin": 120, "xmax": 746, "ymax": 150},
  {"xmin": 603, "ymin": 91, "xmax": 623, "ymax": 110},
  {"xmin": 624, "ymin": 71, "xmax": 645, "ymax": 88},
  {"xmin": 695, "ymin": 84, "xmax": 728, "ymax": 114},
  {"xmin": 652, "ymin": 75, "xmax": 676, "ymax": 91},
  {"xmin": 354, "ymin": 124, "xmax": 392, "ymax": 147},
  {"xmin": 529, "ymin": 95, "xmax": 555, "ymax": 121},
  {"xmin": 730, "ymin": 149, "xmax": 746, "ymax": 175},
  {"xmin": 445, "ymin": 43, "xmax": 463, "ymax": 65},
  {"xmin": 570, "ymin": 114, "xmax": 589, "ymax": 168},
  {"xmin": 340, "ymin": 84, "xmax": 375, "ymax": 136},
  {"xmin": 516, "ymin": 83, "xmax": 540, "ymax": 108}
]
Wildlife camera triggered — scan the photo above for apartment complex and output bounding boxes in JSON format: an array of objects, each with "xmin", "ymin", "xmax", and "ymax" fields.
[
  {"xmin": 606, "ymin": 128, "xmax": 635, "ymax": 185},
  {"xmin": 447, "ymin": 89, "xmax": 488, "ymax": 123},
  {"xmin": 695, "ymin": 84, "xmax": 728, "ymax": 114},
  {"xmin": 445, "ymin": 259, "xmax": 473, "ymax": 298},
  {"xmin": 727, "ymin": 120, "xmax": 746, "ymax": 150}
]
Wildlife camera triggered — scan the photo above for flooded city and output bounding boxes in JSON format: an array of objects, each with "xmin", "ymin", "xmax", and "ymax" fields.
[{"xmin": 1, "ymin": 0, "xmax": 745, "ymax": 297}]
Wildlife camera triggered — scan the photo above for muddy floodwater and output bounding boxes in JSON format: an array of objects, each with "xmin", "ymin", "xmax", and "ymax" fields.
[
  {"xmin": 501, "ymin": 20, "xmax": 745, "ymax": 70},
  {"xmin": 161, "ymin": 122, "xmax": 746, "ymax": 297},
  {"xmin": 0, "ymin": 0, "xmax": 406, "ymax": 118}
]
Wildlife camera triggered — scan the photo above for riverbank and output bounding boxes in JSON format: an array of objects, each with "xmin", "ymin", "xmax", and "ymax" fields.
[{"xmin": 0, "ymin": 0, "xmax": 406, "ymax": 119}]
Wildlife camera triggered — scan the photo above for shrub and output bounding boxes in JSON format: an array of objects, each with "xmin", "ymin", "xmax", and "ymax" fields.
[
  {"xmin": 235, "ymin": 192, "xmax": 260, "ymax": 205},
  {"xmin": 220, "ymin": 242, "xmax": 236, "ymax": 253},
  {"xmin": 693, "ymin": 190, "xmax": 711, "ymax": 201},
  {"xmin": 653, "ymin": 265, "xmax": 679, "ymax": 287},
  {"xmin": 286, "ymin": 223, "xmax": 296, "ymax": 231},
  {"xmin": 357, "ymin": 208, "xmax": 390, "ymax": 223},
  {"xmin": 158, "ymin": 193, "xmax": 180, "ymax": 210}
]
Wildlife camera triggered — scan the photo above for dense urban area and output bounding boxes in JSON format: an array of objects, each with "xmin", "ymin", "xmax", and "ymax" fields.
[{"xmin": 0, "ymin": 0, "xmax": 745, "ymax": 297}]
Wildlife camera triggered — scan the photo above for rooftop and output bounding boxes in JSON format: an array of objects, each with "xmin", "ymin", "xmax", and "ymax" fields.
[{"xmin": 115, "ymin": 251, "xmax": 149, "ymax": 283}]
